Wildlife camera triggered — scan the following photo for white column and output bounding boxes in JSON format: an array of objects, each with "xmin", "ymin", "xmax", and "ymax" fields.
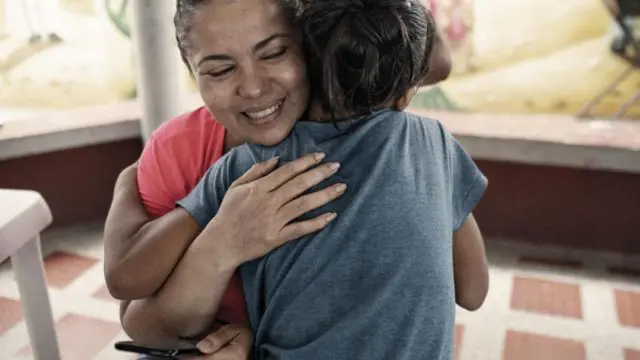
[
  {"xmin": 0, "ymin": 0, "xmax": 5, "ymax": 35},
  {"xmin": 130, "ymin": 0, "xmax": 183, "ymax": 142}
]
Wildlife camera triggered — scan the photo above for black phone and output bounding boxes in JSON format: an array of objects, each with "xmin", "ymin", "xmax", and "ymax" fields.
[{"xmin": 114, "ymin": 340, "xmax": 203, "ymax": 358}]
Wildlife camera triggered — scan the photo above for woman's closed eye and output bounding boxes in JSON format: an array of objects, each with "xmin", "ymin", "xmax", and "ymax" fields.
[
  {"xmin": 203, "ymin": 66, "xmax": 235, "ymax": 79},
  {"xmin": 261, "ymin": 47, "xmax": 287, "ymax": 60},
  {"xmin": 200, "ymin": 47, "xmax": 288, "ymax": 79}
]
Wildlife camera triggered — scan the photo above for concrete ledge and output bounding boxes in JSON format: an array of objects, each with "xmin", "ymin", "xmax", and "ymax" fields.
[
  {"xmin": 0, "ymin": 95, "xmax": 203, "ymax": 161},
  {"xmin": 0, "ymin": 101, "xmax": 141, "ymax": 160},
  {"xmin": 1, "ymin": 98, "xmax": 640, "ymax": 173},
  {"xmin": 411, "ymin": 109, "xmax": 640, "ymax": 174}
]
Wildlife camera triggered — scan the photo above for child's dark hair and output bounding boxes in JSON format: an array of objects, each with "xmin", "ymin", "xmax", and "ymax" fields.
[
  {"xmin": 174, "ymin": 0, "xmax": 304, "ymax": 73},
  {"xmin": 300, "ymin": 0, "xmax": 435, "ymax": 118}
]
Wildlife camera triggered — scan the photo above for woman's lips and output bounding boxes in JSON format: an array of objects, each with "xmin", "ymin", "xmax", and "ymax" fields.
[{"xmin": 242, "ymin": 100, "xmax": 284, "ymax": 125}]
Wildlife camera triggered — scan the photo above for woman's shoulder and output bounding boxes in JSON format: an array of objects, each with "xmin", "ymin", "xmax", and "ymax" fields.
[
  {"xmin": 142, "ymin": 106, "xmax": 227, "ymax": 167},
  {"xmin": 150, "ymin": 106, "xmax": 224, "ymax": 143},
  {"xmin": 137, "ymin": 107, "xmax": 227, "ymax": 216}
]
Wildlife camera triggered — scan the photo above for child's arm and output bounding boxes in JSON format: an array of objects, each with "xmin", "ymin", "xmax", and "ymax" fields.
[
  {"xmin": 453, "ymin": 214, "xmax": 489, "ymax": 311},
  {"xmin": 103, "ymin": 164, "xmax": 202, "ymax": 300},
  {"xmin": 436, "ymin": 121, "xmax": 489, "ymax": 311}
]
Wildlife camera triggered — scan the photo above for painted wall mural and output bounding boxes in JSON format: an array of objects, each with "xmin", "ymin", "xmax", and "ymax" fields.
[
  {"xmin": 0, "ymin": 0, "xmax": 638, "ymax": 119},
  {"xmin": 413, "ymin": 0, "xmax": 640, "ymax": 119}
]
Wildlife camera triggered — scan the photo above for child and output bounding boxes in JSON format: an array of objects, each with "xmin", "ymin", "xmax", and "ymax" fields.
[{"xmin": 177, "ymin": 0, "xmax": 489, "ymax": 358}]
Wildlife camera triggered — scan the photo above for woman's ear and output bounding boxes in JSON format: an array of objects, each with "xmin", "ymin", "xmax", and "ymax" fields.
[{"xmin": 394, "ymin": 87, "xmax": 419, "ymax": 110}]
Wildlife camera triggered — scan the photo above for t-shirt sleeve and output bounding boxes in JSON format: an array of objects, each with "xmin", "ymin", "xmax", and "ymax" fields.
[
  {"xmin": 137, "ymin": 132, "xmax": 181, "ymax": 218},
  {"xmin": 439, "ymin": 123, "xmax": 488, "ymax": 230},
  {"xmin": 177, "ymin": 147, "xmax": 255, "ymax": 228},
  {"xmin": 136, "ymin": 110, "xmax": 226, "ymax": 219},
  {"xmin": 176, "ymin": 158, "xmax": 231, "ymax": 228}
]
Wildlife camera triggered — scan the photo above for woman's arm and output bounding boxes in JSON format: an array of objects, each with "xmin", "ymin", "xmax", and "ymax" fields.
[
  {"xmin": 121, "ymin": 220, "xmax": 239, "ymax": 343},
  {"xmin": 122, "ymin": 153, "xmax": 346, "ymax": 342},
  {"xmin": 452, "ymin": 214, "xmax": 489, "ymax": 311},
  {"xmin": 422, "ymin": 28, "xmax": 452, "ymax": 86},
  {"xmin": 602, "ymin": 0, "xmax": 619, "ymax": 16},
  {"xmin": 103, "ymin": 164, "xmax": 202, "ymax": 300}
]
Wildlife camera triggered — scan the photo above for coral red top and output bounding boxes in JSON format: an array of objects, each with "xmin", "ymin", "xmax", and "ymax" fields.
[{"xmin": 137, "ymin": 106, "xmax": 247, "ymax": 325}]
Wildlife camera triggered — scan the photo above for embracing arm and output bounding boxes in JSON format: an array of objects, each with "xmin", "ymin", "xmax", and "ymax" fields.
[
  {"xmin": 121, "ymin": 153, "xmax": 345, "ymax": 343},
  {"xmin": 103, "ymin": 164, "xmax": 202, "ymax": 300},
  {"xmin": 452, "ymin": 214, "xmax": 489, "ymax": 311},
  {"xmin": 422, "ymin": 28, "xmax": 452, "ymax": 86},
  {"xmin": 120, "ymin": 219, "xmax": 239, "ymax": 344},
  {"xmin": 602, "ymin": 0, "xmax": 619, "ymax": 16}
]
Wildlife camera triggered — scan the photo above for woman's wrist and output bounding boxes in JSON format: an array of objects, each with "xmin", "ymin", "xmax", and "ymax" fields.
[{"xmin": 199, "ymin": 216, "xmax": 243, "ymax": 272}]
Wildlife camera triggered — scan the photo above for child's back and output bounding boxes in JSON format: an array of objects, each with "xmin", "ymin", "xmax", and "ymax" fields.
[
  {"xmin": 226, "ymin": 110, "xmax": 485, "ymax": 359},
  {"xmin": 180, "ymin": 111, "xmax": 486, "ymax": 359}
]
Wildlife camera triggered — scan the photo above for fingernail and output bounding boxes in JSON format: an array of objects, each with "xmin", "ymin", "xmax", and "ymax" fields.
[
  {"xmin": 329, "ymin": 162, "xmax": 340, "ymax": 171},
  {"xmin": 325, "ymin": 212, "xmax": 337, "ymax": 222},
  {"xmin": 335, "ymin": 183, "xmax": 347, "ymax": 193},
  {"xmin": 314, "ymin": 152, "xmax": 326, "ymax": 161},
  {"xmin": 268, "ymin": 156, "xmax": 280, "ymax": 164},
  {"xmin": 197, "ymin": 339, "xmax": 214, "ymax": 353}
]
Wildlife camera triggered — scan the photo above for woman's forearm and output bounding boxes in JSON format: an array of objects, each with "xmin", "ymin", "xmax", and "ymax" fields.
[
  {"xmin": 121, "ymin": 299, "xmax": 184, "ymax": 344},
  {"xmin": 122, "ymin": 217, "xmax": 240, "ymax": 339},
  {"xmin": 106, "ymin": 208, "xmax": 202, "ymax": 299},
  {"xmin": 104, "ymin": 163, "xmax": 203, "ymax": 300}
]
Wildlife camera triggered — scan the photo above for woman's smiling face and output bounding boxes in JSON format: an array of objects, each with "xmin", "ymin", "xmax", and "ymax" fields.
[{"xmin": 186, "ymin": 0, "xmax": 309, "ymax": 145}]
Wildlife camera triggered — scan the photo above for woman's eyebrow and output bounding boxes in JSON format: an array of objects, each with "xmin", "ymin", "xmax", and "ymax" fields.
[
  {"xmin": 197, "ymin": 53, "xmax": 233, "ymax": 67},
  {"xmin": 254, "ymin": 33, "xmax": 291, "ymax": 52},
  {"xmin": 197, "ymin": 33, "xmax": 291, "ymax": 68}
]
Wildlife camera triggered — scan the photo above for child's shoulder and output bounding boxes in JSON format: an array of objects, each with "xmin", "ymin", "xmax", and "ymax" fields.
[
  {"xmin": 217, "ymin": 142, "xmax": 284, "ymax": 177},
  {"xmin": 374, "ymin": 110, "xmax": 448, "ymax": 142},
  {"xmin": 402, "ymin": 110, "xmax": 444, "ymax": 130},
  {"xmin": 371, "ymin": 109, "xmax": 442, "ymax": 128}
]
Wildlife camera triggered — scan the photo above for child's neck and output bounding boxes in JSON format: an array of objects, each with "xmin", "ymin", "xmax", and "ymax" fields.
[
  {"xmin": 305, "ymin": 101, "xmax": 343, "ymax": 123},
  {"xmin": 306, "ymin": 100, "xmax": 393, "ymax": 123}
]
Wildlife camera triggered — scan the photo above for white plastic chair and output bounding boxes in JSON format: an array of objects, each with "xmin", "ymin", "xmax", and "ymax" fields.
[{"xmin": 0, "ymin": 189, "xmax": 61, "ymax": 360}]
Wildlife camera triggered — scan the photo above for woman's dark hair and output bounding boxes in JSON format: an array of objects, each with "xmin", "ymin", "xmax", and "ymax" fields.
[
  {"xmin": 300, "ymin": 0, "xmax": 435, "ymax": 117},
  {"xmin": 173, "ymin": 0, "xmax": 304, "ymax": 73}
]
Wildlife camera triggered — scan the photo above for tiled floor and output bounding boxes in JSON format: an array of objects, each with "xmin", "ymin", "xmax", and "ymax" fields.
[{"xmin": 1, "ymin": 223, "xmax": 639, "ymax": 360}]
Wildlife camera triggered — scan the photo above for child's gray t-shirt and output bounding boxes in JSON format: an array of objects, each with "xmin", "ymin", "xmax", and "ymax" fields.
[{"xmin": 178, "ymin": 110, "xmax": 487, "ymax": 360}]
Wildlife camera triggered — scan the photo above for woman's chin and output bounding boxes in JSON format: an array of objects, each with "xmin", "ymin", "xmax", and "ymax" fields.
[{"xmin": 248, "ymin": 127, "xmax": 292, "ymax": 147}]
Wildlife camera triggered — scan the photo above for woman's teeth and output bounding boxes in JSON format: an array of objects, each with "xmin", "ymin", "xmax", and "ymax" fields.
[{"xmin": 245, "ymin": 102, "xmax": 282, "ymax": 120}]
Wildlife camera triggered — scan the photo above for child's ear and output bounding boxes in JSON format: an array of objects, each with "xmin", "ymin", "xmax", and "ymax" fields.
[{"xmin": 394, "ymin": 87, "xmax": 419, "ymax": 110}]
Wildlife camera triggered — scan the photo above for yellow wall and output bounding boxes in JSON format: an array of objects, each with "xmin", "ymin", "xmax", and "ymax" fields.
[{"xmin": 440, "ymin": 0, "xmax": 639, "ymax": 118}]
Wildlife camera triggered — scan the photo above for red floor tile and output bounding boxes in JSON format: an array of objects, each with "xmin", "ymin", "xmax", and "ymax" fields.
[
  {"xmin": 44, "ymin": 252, "xmax": 98, "ymax": 288},
  {"xmin": 503, "ymin": 330, "xmax": 586, "ymax": 360},
  {"xmin": 454, "ymin": 324, "xmax": 464, "ymax": 360},
  {"xmin": 615, "ymin": 289, "xmax": 640, "ymax": 328},
  {"xmin": 93, "ymin": 285, "xmax": 117, "ymax": 302},
  {"xmin": 18, "ymin": 313, "xmax": 121, "ymax": 360},
  {"xmin": 519, "ymin": 256, "xmax": 581, "ymax": 269},
  {"xmin": 0, "ymin": 297, "xmax": 22, "ymax": 334},
  {"xmin": 511, "ymin": 276, "xmax": 582, "ymax": 319},
  {"xmin": 625, "ymin": 348, "xmax": 640, "ymax": 360}
]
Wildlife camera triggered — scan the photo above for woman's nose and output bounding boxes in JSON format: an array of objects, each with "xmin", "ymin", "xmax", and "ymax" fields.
[{"xmin": 237, "ymin": 69, "xmax": 265, "ymax": 99}]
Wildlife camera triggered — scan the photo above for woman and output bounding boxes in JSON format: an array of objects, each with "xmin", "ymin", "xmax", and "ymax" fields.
[{"xmin": 104, "ymin": 0, "xmax": 454, "ymax": 358}]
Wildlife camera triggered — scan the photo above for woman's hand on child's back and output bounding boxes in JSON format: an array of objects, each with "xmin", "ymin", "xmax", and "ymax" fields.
[
  {"xmin": 210, "ymin": 152, "xmax": 346, "ymax": 267},
  {"xmin": 183, "ymin": 324, "xmax": 253, "ymax": 360}
]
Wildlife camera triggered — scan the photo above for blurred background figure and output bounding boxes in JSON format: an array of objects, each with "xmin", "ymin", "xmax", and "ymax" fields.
[
  {"xmin": 603, "ymin": 0, "xmax": 639, "ymax": 57},
  {"xmin": 21, "ymin": 0, "xmax": 63, "ymax": 44}
]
